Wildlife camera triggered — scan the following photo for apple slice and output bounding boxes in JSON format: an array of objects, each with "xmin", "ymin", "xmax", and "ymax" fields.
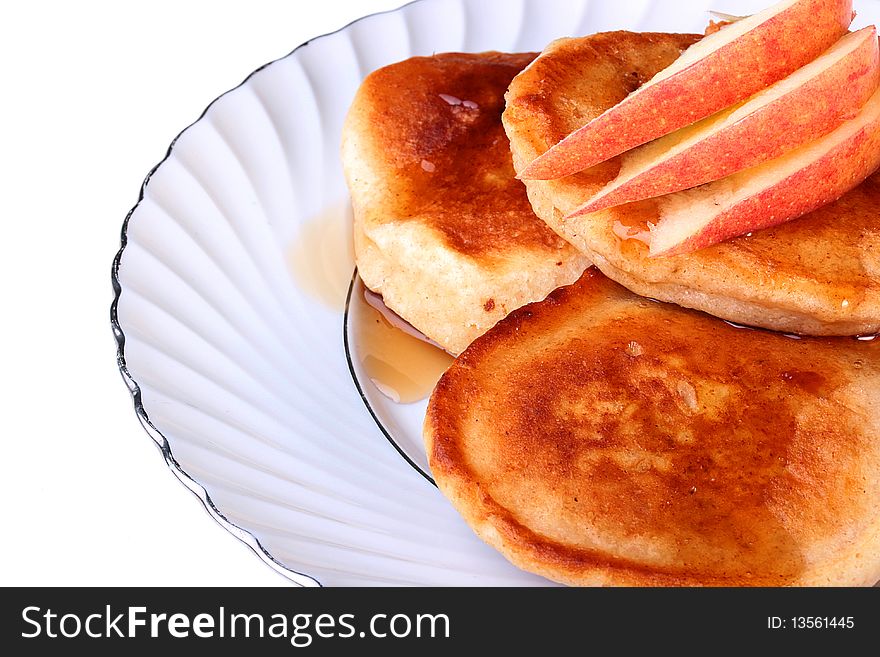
[
  {"xmin": 574, "ymin": 27, "xmax": 880, "ymax": 215},
  {"xmin": 519, "ymin": 0, "xmax": 854, "ymax": 180},
  {"xmin": 630, "ymin": 84, "xmax": 880, "ymax": 257}
]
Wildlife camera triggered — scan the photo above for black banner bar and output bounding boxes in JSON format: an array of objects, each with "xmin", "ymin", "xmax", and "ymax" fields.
[{"xmin": 3, "ymin": 587, "xmax": 874, "ymax": 653}]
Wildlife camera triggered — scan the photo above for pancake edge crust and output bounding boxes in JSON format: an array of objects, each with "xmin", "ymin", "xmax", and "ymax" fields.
[
  {"xmin": 424, "ymin": 270, "xmax": 880, "ymax": 587},
  {"xmin": 520, "ymin": 175, "xmax": 879, "ymax": 337}
]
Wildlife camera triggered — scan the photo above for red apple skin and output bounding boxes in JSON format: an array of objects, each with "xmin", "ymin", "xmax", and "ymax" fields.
[
  {"xmin": 576, "ymin": 27, "xmax": 880, "ymax": 215},
  {"xmin": 520, "ymin": 0, "xmax": 854, "ymax": 180},
  {"xmin": 657, "ymin": 121, "xmax": 880, "ymax": 257}
]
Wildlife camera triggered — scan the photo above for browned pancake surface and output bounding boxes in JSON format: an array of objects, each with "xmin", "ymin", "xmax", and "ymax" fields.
[
  {"xmin": 353, "ymin": 51, "xmax": 567, "ymax": 257},
  {"xmin": 425, "ymin": 269, "xmax": 880, "ymax": 586},
  {"xmin": 503, "ymin": 32, "xmax": 880, "ymax": 336},
  {"xmin": 343, "ymin": 51, "xmax": 589, "ymax": 354}
]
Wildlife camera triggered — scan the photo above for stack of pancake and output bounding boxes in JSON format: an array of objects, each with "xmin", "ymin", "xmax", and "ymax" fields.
[{"xmin": 342, "ymin": 31, "xmax": 880, "ymax": 586}]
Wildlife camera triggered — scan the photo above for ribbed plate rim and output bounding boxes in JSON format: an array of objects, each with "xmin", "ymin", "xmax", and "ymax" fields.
[{"xmin": 110, "ymin": 0, "xmax": 434, "ymax": 588}]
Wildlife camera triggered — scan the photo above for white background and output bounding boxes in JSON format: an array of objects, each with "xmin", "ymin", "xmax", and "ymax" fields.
[{"xmin": 1, "ymin": 0, "xmax": 400, "ymax": 587}]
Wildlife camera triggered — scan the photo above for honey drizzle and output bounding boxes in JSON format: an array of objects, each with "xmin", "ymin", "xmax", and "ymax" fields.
[{"xmin": 349, "ymin": 285, "xmax": 454, "ymax": 404}]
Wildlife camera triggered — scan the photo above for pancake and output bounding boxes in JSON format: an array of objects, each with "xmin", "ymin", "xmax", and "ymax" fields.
[
  {"xmin": 503, "ymin": 32, "xmax": 880, "ymax": 337},
  {"xmin": 342, "ymin": 52, "xmax": 590, "ymax": 355},
  {"xmin": 425, "ymin": 268, "xmax": 880, "ymax": 586}
]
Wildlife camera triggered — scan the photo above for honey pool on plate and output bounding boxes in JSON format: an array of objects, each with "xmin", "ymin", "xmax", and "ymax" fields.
[
  {"xmin": 289, "ymin": 204, "xmax": 454, "ymax": 405},
  {"xmin": 347, "ymin": 285, "xmax": 454, "ymax": 404},
  {"xmin": 287, "ymin": 202, "xmax": 356, "ymax": 311}
]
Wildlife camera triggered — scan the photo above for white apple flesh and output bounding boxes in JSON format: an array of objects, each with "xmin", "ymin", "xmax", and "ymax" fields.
[
  {"xmin": 643, "ymin": 84, "xmax": 880, "ymax": 257},
  {"xmin": 573, "ymin": 27, "xmax": 880, "ymax": 215}
]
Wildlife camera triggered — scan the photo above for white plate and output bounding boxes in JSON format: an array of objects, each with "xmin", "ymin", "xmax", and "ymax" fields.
[{"xmin": 112, "ymin": 0, "xmax": 880, "ymax": 586}]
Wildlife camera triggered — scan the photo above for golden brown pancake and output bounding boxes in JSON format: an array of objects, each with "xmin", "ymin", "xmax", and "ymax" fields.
[
  {"xmin": 503, "ymin": 32, "xmax": 880, "ymax": 337},
  {"xmin": 342, "ymin": 52, "xmax": 590, "ymax": 355},
  {"xmin": 425, "ymin": 268, "xmax": 880, "ymax": 587}
]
